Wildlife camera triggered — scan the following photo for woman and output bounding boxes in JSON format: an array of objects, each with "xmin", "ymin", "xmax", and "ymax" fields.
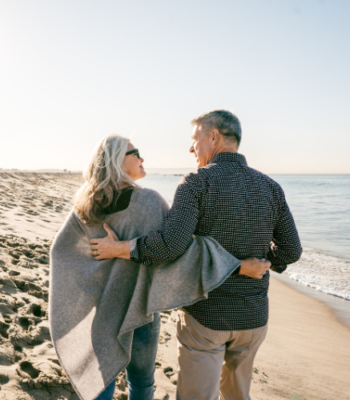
[
  {"xmin": 50, "ymin": 134, "xmax": 258, "ymax": 400},
  {"xmin": 74, "ymin": 134, "xmax": 160, "ymax": 400}
]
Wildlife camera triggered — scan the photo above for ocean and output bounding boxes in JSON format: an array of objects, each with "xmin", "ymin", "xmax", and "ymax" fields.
[{"xmin": 140, "ymin": 173, "xmax": 350, "ymax": 301}]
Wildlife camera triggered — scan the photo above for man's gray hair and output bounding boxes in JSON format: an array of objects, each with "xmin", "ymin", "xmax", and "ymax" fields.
[{"xmin": 191, "ymin": 110, "xmax": 242, "ymax": 146}]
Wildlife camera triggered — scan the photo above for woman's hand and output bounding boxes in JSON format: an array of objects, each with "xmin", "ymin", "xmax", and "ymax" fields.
[
  {"xmin": 90, "ymin": 223, "xmax": 130, "ymax": 260},
  {"xmin": 239, "ymin": 258, "xmax": 271, "ymax": 279}
]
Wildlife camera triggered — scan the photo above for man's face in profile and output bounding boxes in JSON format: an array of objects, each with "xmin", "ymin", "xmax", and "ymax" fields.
[{"xmin": 190, "ymin": 124, "xmax": 213, "ymax": 168}]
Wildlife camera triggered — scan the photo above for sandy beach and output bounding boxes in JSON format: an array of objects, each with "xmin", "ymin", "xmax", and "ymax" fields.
[{"xmin": 0, "ymin": 172, "xmax": 349, "ymax": 400}]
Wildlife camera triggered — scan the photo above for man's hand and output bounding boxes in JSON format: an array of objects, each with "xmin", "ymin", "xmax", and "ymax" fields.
[
  {"xmin": 90, "ymin": 223, "xmax": 130, "ymax": 260},
  {"xmin": 239, "ymin": 258, "xmax": 271, "ymax": 279}
]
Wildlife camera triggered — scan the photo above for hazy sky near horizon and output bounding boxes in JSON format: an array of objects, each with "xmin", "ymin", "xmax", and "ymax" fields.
[{"xmin": 1, "ymin": 0, "xmax": 349, "ymax": 174}]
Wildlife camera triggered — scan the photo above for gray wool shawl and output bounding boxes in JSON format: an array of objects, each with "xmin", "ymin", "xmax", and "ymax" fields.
[{"xmin": 49, "ymin": 187, "xmax": 241, "ymax": 400}]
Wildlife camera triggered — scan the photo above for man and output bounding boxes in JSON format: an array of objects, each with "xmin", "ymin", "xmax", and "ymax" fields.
[{"xmin": 91, "ymin": 110, "xmax": 302, "ymax": 400}]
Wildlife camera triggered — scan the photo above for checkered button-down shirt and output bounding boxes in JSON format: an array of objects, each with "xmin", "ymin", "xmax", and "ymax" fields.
[{"xmin": 130, "ymin": 152, "xmax": 302, "ymax": 330}]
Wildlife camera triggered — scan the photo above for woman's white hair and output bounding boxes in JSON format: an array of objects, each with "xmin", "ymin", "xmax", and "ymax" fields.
[{"xmin": 75, "ymin": 134, "xmax": 136, "ymax": 225}]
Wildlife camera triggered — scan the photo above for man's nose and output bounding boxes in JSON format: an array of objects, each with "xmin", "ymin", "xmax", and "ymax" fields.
[
  {"xmin": 189, "ymin": 145, "xmax": 194, "ymax": 153},
  {"xmin": 140, "ymin": 157, "xmax": 144, "ymax": 163}
]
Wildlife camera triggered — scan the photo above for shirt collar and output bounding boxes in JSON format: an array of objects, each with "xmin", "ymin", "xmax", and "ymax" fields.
[{"xmin": 208, "ymin": 152, "xmax": 247, "ymax": 166}]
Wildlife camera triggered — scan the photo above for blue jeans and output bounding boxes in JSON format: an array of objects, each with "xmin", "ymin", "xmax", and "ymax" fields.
[{"xmin": 96, "ymin": 312, "xmax": 161, "ymax": 400}]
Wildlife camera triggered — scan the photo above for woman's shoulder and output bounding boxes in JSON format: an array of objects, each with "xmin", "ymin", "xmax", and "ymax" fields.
[
  {"xmin": 135, "ymin": 187, "xmax": 164, "ymax": 200},
  {"xmin": 134, "ymin": 187, "xmax": 169, "ymax": 211}
]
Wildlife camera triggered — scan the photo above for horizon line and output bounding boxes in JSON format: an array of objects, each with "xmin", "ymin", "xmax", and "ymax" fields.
[{"xmin": 1, "ymin": 168, "xmax": 349, "ymax": 175}]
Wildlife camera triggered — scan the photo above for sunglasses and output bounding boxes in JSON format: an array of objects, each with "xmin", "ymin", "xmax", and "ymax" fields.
[{"xmin": 125, "ymin": 149, "xmax": 140, "ymax": 159}]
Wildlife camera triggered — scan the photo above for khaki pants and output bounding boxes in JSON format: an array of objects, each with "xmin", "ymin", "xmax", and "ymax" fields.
[{"xmin": 176, "ymin": 309, "xmax": 268, "ymax": 400}]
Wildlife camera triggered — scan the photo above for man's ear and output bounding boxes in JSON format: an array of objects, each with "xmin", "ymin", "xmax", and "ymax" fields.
[{"xmin": 211, "ymin": 129, "xmax": 220, "ymax": 145}]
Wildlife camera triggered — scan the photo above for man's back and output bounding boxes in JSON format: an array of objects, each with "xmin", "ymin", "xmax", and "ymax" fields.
[
  {"xmin": 183, "ymin": 152, "xmax": 301, "ymax": 330},
  {"xmin": 193, "ymin": 153, "xmax": 281, "ymax": 260},
  {"xmin": 131, "ymin": 152, "xmax": 302, "ymax": 331}
]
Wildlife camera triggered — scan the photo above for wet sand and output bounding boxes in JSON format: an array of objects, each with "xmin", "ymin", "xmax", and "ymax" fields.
[{"xmin": 251, "ymin": 277, "xmax": 350, "ymax": 400}]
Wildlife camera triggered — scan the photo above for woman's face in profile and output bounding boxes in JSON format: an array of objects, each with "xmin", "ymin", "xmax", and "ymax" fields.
[{"xmin": 122, "ymin": 142, "xmax": 146, "ymax": 182}]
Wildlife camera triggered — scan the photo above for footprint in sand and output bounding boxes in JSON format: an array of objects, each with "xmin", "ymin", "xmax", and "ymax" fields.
[
  {"xmin": 9, "ymin": 250, "xmax": 21, "ymax": 260},
  {"xmin": 163, "ymin": 366, "xmax": 177, "ymax": 386},
  {"xmin": 6, "ymin": 240, "xmax": 20, "ymax": 248},
  {"xmin": 160, "ymin": 311, "xmax": 171, "ymax": 324},
  {"xmin": 0, "ymin": 374, "xmax": 10, "ymax": 385},
  {"xmin": 0, "ymin": 321, "xmax": 11, "ymax": 338},
  {"xmin": 12, "ymin": 278, "xmax": 42, "ymax": 294},
  {"xmin": 35, "ymin": 254, "xmax": 49, "ymax": 265},
  {"xmin": 8, "ymin": 270, "xmax": 21, "ymax": 276},
  {"xmin": 26, "ymin": 210, "xmax": 39, "ymax": 216},
  {"xmin": 0, "ymin": 277, "xmax": 17, "ymax": 294},
  {"xmin": 159, "ymin": 331, "xmax": 171, "ymax": 345},
  {"xmin": 30, "ymin": 303, "xmax": 42, "ymax": 318},
  {"xmin": 21, "ymin": 249, "xmax": 35, "ymax": 258},
  {"xmin": 18, "ymin": 316, "xmax": 31, "ymax": 331},
  {"xmin": 18, "ymin": 361, "xmax": 40, "ymax": 379}
]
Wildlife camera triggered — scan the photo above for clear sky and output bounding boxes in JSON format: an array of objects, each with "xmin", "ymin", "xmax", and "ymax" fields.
[{"xmin": 1, "ymin": 0, "xmax": 349, "ymax": 173}]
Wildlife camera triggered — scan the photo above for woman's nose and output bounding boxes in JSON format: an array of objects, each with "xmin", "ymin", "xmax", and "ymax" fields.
[
  {"xmin": 140, "ymin": 157, "xmax": 144, "ymax": 162},
  {"xmin": 189, "ymin": 145, "xmax": 194, "ymax": 153}
]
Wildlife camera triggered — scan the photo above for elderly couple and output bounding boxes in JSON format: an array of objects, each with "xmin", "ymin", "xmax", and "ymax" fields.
[{"xmin": 50, "ymin": 110, "xmax": 302, "ymax": 400}]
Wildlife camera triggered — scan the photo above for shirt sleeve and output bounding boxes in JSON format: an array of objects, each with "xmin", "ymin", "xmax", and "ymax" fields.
[
  {"xmin": 268, "ymin": 191, "xmax": 303, "ymax": 273},
  {"xmin": 130, "ymin": 173, "xmax": 202, "ymax": 266}
]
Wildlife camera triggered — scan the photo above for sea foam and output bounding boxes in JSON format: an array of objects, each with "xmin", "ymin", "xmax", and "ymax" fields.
[{"xmin": 286, "ymin": 248, "xmax": 350, "ymax": 300}]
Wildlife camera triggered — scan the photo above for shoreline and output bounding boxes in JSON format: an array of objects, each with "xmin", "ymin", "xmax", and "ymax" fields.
[{"xmin": 298, "ymin": 244, "xmax": 350, "ymax": 264}]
